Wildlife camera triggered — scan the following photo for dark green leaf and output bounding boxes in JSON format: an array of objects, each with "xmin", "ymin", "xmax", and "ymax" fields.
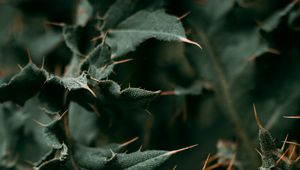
[
  {"xmin": 0, "ymin": 64, "xmax": 47, "ymax": 105},
  {"xmin": 73, "ymin": 142, "xmax": 123, "ymax": 169},
  {"xmin": 74, "ymin": 142, "xmax": 196, "ymax": 170},
  {"xmin": 69, "ymin": 102, "xmax": 100, "ymax": 145},
  {"xmin": 106, "ymin": 9, "xmax": 200, "ymax": 58},
  {"xmin": 93, "ymin": 80, "xmax": 160, "ymax": 114},
  {"xmin": 39, "ymin": 73, "xmax": 96, "ymax": 112}
]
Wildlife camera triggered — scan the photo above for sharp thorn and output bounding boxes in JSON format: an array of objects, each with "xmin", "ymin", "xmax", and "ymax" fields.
[
  {"xmin": 202, "ymin": 153, "xmax": 210, "ymax": 170},
  {"xmin": 295, "ymin": 155, "xmax": 300, "ymax": 162},
  {"xmin": 289, "ymin": 145, "xmax": 296, "ymax": 160},
  {"xmin": 107, "ymin": 149, "xmax": 117, "ymax": 161},
  {"xmin": 41, "ymin": 57, "xmax": 45, "ymax": 69},
  {"xmin": 160, "ymin": 91, "xmax": 176, "ymax": 96},
  {"xmin": 58, "ymin": 109, "xmax": 68, "ymax": 120},
  {"xmin": 119, "ymin": 137, "xmax": 139, "ymax": 148},
  {"xmin": 165, "ymin": 144, "xmax": 198, "ymax": 156},
  {"xmin": 111, "ymin": 53, "xmax": 117, "ymax": 59},
  {"xmin": 177, "ymin": 11, "xmax": 191, "ymax": 20},
  {"xmin": 276, "ymin": 148, "xmax": 289, "ymax": 166},
  {"xmin": 138, "ymin": 145, "xmax": 143, "ymax": 152},
  {"xmin": 101, "ymin": 31, "xmax": 108, "ymax": 44},
  {"xmin": 255, "ymin": 148, "xmax": 263, "ymax": 158},
  {"xmin": 82, "ymin": 84, "xmax": 97, "ymax": 97},
  {"xmin": 114, "ymin": 58, "xmax": 133, "ymax": 65},
  {"xmin": 17, "ymin": 64, "xmax": 23, "ymax": 70},
  {"xmin": 90, "ymin": 35, "xmax": 103, "ymax": 42},
  {"xmin": 281, "ymin": 134, "xmax": 289, "ymax": 151},
  {"xmin": 274, "ymin": 149, "xmax": 290, "ymax": 165},
  {"xmin": 44, "ymin": 21, "xmax": 66, "ymax": 27},
  {"xmin": 179, "ymin": 37, "xmax": 202, "ymax": 49},
  {"xmin": 26, "ymin": 48, "xmax": 32, "ymax": 64},
  {"xmin": 207, "ymin": 155, "xmax": 218, "ymax": 163},
  {"xmin": 32, "ymin": 119, "xmax": 47, "ymax": 127},
  {"xmin": 267, "ymin": 48, "xmax": 280, "ymax": 55},
  {"xmin": 253, "ymin": 104, "xmax": 264, "ymax": 129},
  {"xmin": 89, "ymin": 76, "xmax": 101, "ymax": 83},
  {"xmin": 283, "ymin": 115, "xmax": 300, "ymax": 119}
]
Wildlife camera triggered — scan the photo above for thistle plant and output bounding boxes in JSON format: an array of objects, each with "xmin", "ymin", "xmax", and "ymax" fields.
[{"xmin": 0, "ymin": 0, "xmax": 300, "ymax": 170}]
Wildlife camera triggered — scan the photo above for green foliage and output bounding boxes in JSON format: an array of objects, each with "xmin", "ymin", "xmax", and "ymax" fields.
[
  {"xmin": 106, "ymin": 9, "xmax": 201, "ymax": 58},
  {"xmin": 0, "ymin": 0, "xmax": 300, "ymax": 170}
]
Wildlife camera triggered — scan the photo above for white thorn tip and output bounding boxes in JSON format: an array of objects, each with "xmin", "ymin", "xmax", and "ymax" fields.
[{"xmin": 179, "ymin": 37, "xmax": 202, "ymax": 49}]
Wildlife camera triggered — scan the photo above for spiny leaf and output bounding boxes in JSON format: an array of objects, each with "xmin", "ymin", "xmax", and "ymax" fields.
[
  {"xmin": 73, "ymin": 137, "xmax": 139, "ymax": 169},
  {"xmin": 39, "ymin": 73, "xmax": 95, "ymax": 112},
  {"xmin": 106, "ymin": 9, "xmax": 200, "ymax": 58},
  {"xmin": 0, "ymin": 63, "xmax": 47, "ymax": 106},
  {"xmin": 74, "ymin": 143, "xmax": 196, "ymax": 170},
  {"xmin": 114, "ymin": 145, "xmax": 197, "ymax": 170},
  {"xmin": 253, "ymin": 106, "xmax": 289, "ymax": 170},
  {"xmin": 93, "ymin": 80, "xmax": 161, "ymax": 110},
  {"xmin": 73, "ymin": 142, "xmax": 123, "ymax": 169}
]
